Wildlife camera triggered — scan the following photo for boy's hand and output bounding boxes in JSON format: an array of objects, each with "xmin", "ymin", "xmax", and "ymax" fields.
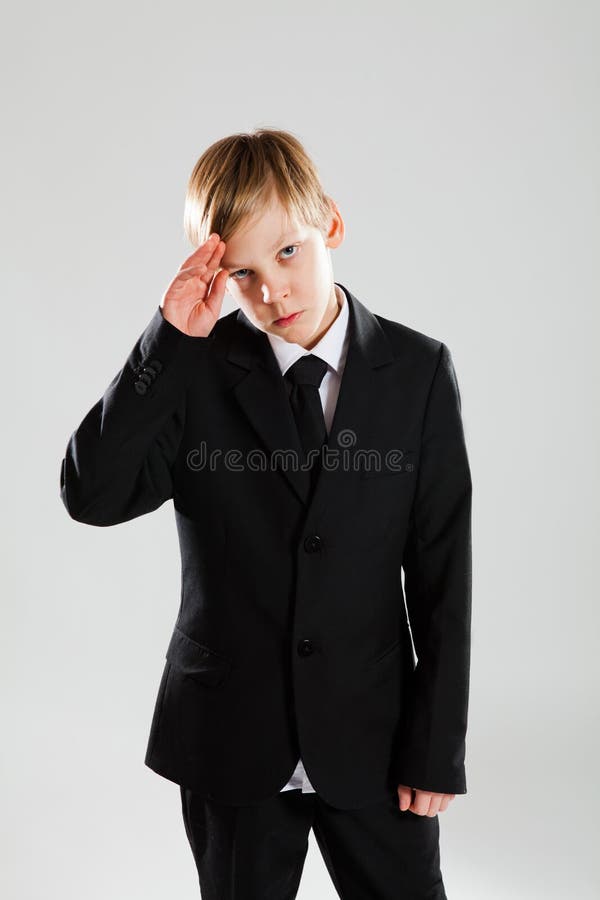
[
  {"xmin": 160, "ymin": 233, "xmax": 229, "ymax": 337},
  {"xmin": 396, "ymin": 784, "xmax": 456, "ymax": 816}
]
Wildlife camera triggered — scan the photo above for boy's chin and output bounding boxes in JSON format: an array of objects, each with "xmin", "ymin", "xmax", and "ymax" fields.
[{"xmin": 266, "ymin": 325, "xmax": 303, "ymax": 342}]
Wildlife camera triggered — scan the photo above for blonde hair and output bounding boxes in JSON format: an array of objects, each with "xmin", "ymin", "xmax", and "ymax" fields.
[{"xmin": 183, "ymin": 127, "xmax": 333, "ymax": 249}]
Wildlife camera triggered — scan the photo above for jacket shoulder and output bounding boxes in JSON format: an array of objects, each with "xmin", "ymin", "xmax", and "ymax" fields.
[
  {"xmin": 373, "ymin": 312, "xmax": 445, "ymax": 363},
  {"xmin": 213, "ymin": 308, "xmax": 240, "ymax": 331}
]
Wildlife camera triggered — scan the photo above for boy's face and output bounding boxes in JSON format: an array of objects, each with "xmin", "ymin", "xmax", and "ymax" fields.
[{"xmin": 219, "ymin": 192, "xmax": 345, "ymax": 351}]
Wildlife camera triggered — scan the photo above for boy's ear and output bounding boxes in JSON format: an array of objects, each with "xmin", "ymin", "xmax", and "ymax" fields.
[{"xmin": 324, "ymin": 195, "xmax": 345, "ymax": 250}]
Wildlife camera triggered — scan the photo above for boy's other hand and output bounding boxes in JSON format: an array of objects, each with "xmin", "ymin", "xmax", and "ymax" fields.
[
  {"xmin": 396, "ymin": 784, "xmax": 455, "ymax": 816},
  {"xmin": 160, "ymin": 233, "xmax": 229, "ymax": 337}
]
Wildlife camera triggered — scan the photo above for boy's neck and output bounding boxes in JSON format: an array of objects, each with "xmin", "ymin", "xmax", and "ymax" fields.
[{"xmin": 302, "ymin": 284, "xmax": 342, "ymax": 351}]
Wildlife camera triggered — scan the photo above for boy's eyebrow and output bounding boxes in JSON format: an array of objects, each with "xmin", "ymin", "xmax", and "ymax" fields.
[{"xmin": 221, "ymin": 230, "xmax": 300, "ymax": 270}]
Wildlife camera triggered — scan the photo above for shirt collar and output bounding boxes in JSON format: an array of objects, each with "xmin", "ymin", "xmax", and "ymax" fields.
[{"xmin": 266, "ymin": 283, "xmax": 349, "ymax": 378}]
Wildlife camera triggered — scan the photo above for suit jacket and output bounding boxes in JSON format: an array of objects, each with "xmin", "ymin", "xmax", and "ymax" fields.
[{"xmin": 59, "ymin": 281, "xmax": 473, "ymax": 810}]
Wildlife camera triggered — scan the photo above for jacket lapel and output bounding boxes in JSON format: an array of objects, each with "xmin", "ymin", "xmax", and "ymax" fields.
[
  {"xmin": 308, "ymin": 283, "xmax": 395, "ymax": 523},
  {"xmin": 226, "ymin": 309, "xmax": 311, "ymax": 504},
  {"xmin": 225, "ymin": 283, "xmax": 395, "ymax": 510}
]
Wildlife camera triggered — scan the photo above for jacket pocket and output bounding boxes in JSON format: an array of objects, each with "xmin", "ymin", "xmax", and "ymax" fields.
[
  {"xmin": 368, "ymin": 636, "xmax": 402, "ymax": 667},
  {"xmin": 165, "ymin": 625, "xmax": 231, "ymax": 687}
]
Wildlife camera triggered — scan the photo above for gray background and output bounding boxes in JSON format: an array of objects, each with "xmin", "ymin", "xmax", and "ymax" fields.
[{"xmin": 2, "ymin": 2, "xmax": 599, "ymax": 897}]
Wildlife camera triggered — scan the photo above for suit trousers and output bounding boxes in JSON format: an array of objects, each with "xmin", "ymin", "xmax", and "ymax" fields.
[{"xmin": 179, "ymin": 785, "xmax": 448, "ymax": 899}]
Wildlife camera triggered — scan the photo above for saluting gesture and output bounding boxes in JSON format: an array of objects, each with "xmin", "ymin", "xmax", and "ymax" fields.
[{"xmin": 160, "ymin": 232, "xmax": 229, "ymax": 337}]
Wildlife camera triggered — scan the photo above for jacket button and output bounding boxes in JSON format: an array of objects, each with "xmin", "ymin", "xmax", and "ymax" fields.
[
  {"xmin": 304, "ymin": 534, "xmax": 322, "ymax": 553},
  {"xmin": 297, "ymin": 639, "xmax": 314, "ymax": 656},
  {"xmin": 134, "ymin": 380, "xmax": 148, "ymax": 395}
]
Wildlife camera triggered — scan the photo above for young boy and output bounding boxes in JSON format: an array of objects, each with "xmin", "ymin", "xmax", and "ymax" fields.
[{"xmin": 60, "ymin": 127, "xmax": 472, "ymax": 899}]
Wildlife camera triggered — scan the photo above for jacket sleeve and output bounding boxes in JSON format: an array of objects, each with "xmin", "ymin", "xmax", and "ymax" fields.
[
  {"xmin": 60, "ymin": 306, "xmax": 209, "ymax": 527},
  {"xmin": 396, "ymin": 341, "xmax": 473, "ymax": 795}
]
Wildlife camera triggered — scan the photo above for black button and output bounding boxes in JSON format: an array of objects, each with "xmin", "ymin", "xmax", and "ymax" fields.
[
  {"xmin": 304, "ymin": 534, "xmax": 322, "ymax": 553},
  {"xmin": 147, "ymin": 358, "xmax": 163, "ymax": 373},
  {"xmin": 297, "ymin": 639, "xmax": 314, "ymax": 657},
  {"xmin": 140, "ymin": 365, "xmax": 158, "ymax": 380},
  {"xmin": 137, "ymin": 372, "xmax": 154, "ymax": 386},
  {"xmin": 134, "ymin": 380, "xmax": 148, "ymax": 395}
]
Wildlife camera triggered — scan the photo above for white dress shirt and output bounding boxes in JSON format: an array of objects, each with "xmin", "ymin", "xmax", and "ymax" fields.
[{"xmin": 265, "ymin": 283, "xmax": 351, "ymax": 793}]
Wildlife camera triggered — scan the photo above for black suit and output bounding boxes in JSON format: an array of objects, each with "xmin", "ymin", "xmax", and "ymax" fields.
[{"xmin": 60, "ymin": 282, "xmax": 472, "ymax": 813}]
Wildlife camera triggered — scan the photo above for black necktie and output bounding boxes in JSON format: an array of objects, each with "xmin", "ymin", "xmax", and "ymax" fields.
[{"xmin": 284, "ymin": 354, "xmax": 329, "ymax": 498}]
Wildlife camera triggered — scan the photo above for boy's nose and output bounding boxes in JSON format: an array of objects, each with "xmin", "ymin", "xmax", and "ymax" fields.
[{"xmin": 261, "ymin": 283, "xmax": 290, "ymax": 305}]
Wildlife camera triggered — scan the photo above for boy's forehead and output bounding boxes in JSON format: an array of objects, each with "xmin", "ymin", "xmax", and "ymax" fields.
[
  {"xmin": 221, "ymin": 208, "xmax": 309, "ymax": 267},
  {"xmin": 235, "ymin": 201, "xmax": 300, "ymax": 241}
]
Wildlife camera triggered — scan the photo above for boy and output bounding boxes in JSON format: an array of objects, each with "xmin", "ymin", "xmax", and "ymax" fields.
[{"xmin": 60, "ymin": 127, "xmax": 472, "ymax": 898}]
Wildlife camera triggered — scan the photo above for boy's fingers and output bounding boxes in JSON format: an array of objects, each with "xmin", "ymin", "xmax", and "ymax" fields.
[
  {"xmin": 171, "ymin": 238, "xmax": 226, "ymax": 300},
  {"xmin": 203, "ymin": 240, "xmax": 226, "ymax": 279},
  {"xmin": 427, "ymin": 796, "xmax": 442, "ymax": 816},
  {"xmin": 397, "ymin": 785, "xmax": 413, "ymax": 810},
  {"xmin": 174, "ymin": 264, "xmax": 208, "ymax": 281},
  {"xmin": 203, "ymin": 268, "xmax": 229, "ymax": 317},
  {"xmin": 179, "ymin": 233, "xmax": 223, "ymax": 272}
]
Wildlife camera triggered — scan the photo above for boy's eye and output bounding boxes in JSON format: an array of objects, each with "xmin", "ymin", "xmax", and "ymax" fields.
[{"xmin": 230, "ymin": 245, "xmax": 299, "ymax": 281}]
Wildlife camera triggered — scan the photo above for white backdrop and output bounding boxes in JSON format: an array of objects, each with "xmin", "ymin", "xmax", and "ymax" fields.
[{"xmin": 2, "ymin": 2, "xmax": 599, "ymax": 897}]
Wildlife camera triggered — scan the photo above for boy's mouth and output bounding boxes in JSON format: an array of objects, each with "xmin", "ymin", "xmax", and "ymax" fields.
[{"xmin": 273, "ymin": 311, "xmax": 303, "ymax": 327}]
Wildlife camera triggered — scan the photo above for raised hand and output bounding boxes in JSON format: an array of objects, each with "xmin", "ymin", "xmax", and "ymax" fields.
[{"xmin": 160, "ymin": 233, "xmax": 229, "ymax": 337}]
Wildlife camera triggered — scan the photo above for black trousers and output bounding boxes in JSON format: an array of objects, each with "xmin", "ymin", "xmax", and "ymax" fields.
[{"xmin": 180, "ymin": 785, "xmax": 448, "ymax": 899}]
